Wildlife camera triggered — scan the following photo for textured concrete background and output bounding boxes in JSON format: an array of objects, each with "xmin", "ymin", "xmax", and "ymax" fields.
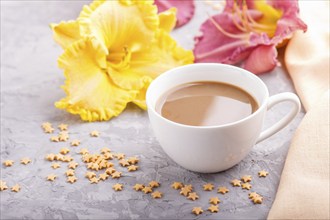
[{"xmin": 1, "ymin": 1, "xmax": 304, "ymax": 219}]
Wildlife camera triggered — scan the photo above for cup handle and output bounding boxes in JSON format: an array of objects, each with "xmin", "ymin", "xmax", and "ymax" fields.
[{"xmin": 256, "ymin": 92, "xmax": 301, "ymax": 144}]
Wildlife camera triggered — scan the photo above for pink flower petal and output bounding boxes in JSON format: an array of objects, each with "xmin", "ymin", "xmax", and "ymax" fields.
[
  {"xmin": 155, "ymin": 0, "xmax": 195, "ymax": 28},
  {"xmin": 242, "ymin": 45, "xmax": 278, "ymax": 74}
]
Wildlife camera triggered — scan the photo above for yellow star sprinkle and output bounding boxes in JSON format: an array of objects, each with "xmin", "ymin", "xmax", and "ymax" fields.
[
  {"xmin": 85, "ymin": 171, "xmax": 96, "ymax": 179},
  {"xmin": 203, "ymin": 183, "xmax": 214, "ymax": 191},
  {"xmin": 105, "ymin": 167, "xmax": 116, "ymax": 175},
  {"xmin": 42, "ymin": 122, "xmax": 52, "ymax": 128},
  {"xmin": 184, "ymin": 184, "xmax": 193, "ymax": 191},
  {"xmin": 127, "ymin": 156, "xmax": 139, "ymax": 165},
  {"xmin": 58, "ymin": 123, "xmax": 68, "ymax": 131},
  {"xmin": 151, "ymin": 191, "xmax": 163, "ymax": 199},
  {"xmin": 0, "ymin": 180, "xmax": 8, "ymax": 191},
  {"xmin": 89, "ymin": 177, "xmax": 99, "ymax": 184},
  {"xmin": 258, "ymin": 170, "xmax": 269, "ymax": 177},
  {"xmin": 207, "ymin": 205, "xmax": 219, "ymax": 213},
  {"xmin": 133, "ymin": 184, "xmax": 144, "ymax": 191},
  {"xmin": 100, "ymin": 147, "xmax": 111, "ymax": 154},
  {"xmin": 142, "ymin": 186, "xmax": 153, "ymax": 194},
  {"xmin": 192, "ymin": 207, "xmax": 203, "ymax": 215},
  {"xmin": 63, "ymin": 155, "xmax": 73, "ymax": 162},
  {"xmin": 99, "ymin": 173, "xmax": 109, "ymax": 181},
  {"xmin": 217, "ymin": 186, "xmax": 229, "ymax": 194},
  {"xmin": 242, "ymin": 183, "xmax": 252, "ymax": 190},
  {"xmin": 115, "ymin": 153, "xmax": 125, "ymax": 160},
  {"xmin": 67, "ymin": 176, "xmax": 77, "ymax": 184},
  {"xmin": 171, "ymin": 182, "xmax": 183, "ymax": 190},
  {"xmin": 119, "ymin": 159, "xmax": 130, "ymax": 167},
  {"xmin": 47, "ymin": 174, "xmax": 57, "ymax": 181},
  {"xmin": 20, "ymin": 157, "xmax": 31, "ymax": 165},
  {"xmin": 3, "ymin": 160, "xmax": 14, "ymax": 167},
  {"xmin": 231, "ymin": 179, "xmax": 241, "ymax": 187},
  {"xmin": 44, "ymin": 126, "xmax": 54, "ymax": 133},
  {"xmin": 127, "ymin": 165, "xmax": 138, "ymax": 172},
  {"xmin": 180, "ymin": 186, "xmax": 192, "ymax": 196},
  {"xmin": 241, "ymin": 175, "xmax": 252, "ymax": 183},
  {"xmin": 187, "ymin": 192, "xmax": 199, "ymax": 201},
  {"xmin": 65, "ymin": 169, "xmax": 75, "ymax": 176},
  {"xmin": 45, "ymin": 154, "xmax": 56, "ymax": 161},
  {"xmin": 252, "ymin": 195, "xmax": 263, "ymax": 204},
  {"xmin": 60, "ymin": 147, "xmax": 70, "ymax": 155},
  {"xmin": 111, "ymin": 171, "xmax": 122, "ymax": 179},
  {"xmin": 68, "ymin": 161, "xmax": 78, "ymax": 169},
  {"xmin": 112, "ymin": 183, "xmax": 123, "ymax": 191},
  {"xmin": 70, "ymin": 139, "xmax": 80, "ymax": 146},
  {"xmin": 149, "ymin": 181, "xmax": 160, "ymax": 188},
  {"xmin": 55, "ymin": 154, "xmax": 64, "ymax": 161},
  {"xmin": 11, "ymin": 184, "xmax": 21, "ymax": 192},
  {"xmin": 248, "ymin": 192, "xmax": 260, "ymax": 199},
  {"xmin": 90, "ymin": 130, "xmax": 99, "ymax": 137},
  {"xmin": 79, "ymin": 148, "xmax": 89, "ymax": 155},
  {"xmin": 50, "ymin": 136, "xmax": 59, "ymax": 142},
  {"xmin": 209, "ymin": 197, "xmax": 221, "ymax": 205},
  {"xmin": 103, "ymin": 152, "xmax": 114, "ymax": 160},
  {"xmin": 51, "ymin": 163, "xmax": 61, "ymax": 169}
]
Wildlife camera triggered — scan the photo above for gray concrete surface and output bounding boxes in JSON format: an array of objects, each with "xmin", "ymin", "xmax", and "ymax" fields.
[{"xmin": 1, "ymin": 1, "xmax": 304, "ymax": 219}]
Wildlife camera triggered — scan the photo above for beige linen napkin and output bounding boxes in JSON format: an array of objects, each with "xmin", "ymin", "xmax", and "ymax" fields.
[{"xmin": 268, "ymin": 1, "xmax": 329, "ymax": 219}]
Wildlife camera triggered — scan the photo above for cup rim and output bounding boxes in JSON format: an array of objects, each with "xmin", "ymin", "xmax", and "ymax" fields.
[{"xmin": 146, "ymin": 63, "xmax": 269, "ymax": 129}]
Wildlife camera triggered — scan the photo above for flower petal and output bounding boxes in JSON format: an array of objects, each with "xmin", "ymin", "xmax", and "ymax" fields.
[
  {"xmin": 158, "ymin": 7, "xmax": 177, "ymax": 32},
  {"xmin": 56, "ymin": 37, "xmax": 137, "ymax": 121},
  {"xmin": 243, "ymin": 45, "xmax": 278, "ymax": 74},
  {"xmin": 155, "ymin": 0, "xmax": 195, "ymax": 28},
  {"xmin": 50, "ymin": 20, "xmax": 81, "ymax": 49},
  {"xmin": 78, "ymin": 0, "xmax": 159, "ymax": 52},
  {"xmin": 131, "ymin": 79, "xmax": 152, "ymax": 110}
]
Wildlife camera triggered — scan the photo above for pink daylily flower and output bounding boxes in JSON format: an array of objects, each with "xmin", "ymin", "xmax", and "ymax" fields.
[
  {"xmin": 194, "ymin": 0, "xmax": 307, "ymax": 74},
  {"xmin": 155, "ymin": 0, "xmax": 195, "ymax": 28}
]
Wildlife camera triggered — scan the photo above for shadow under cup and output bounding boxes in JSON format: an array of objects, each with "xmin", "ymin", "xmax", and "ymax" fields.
[{"xmin": 146, "ymin": 64, "xmax": 269, "ymax": 173}]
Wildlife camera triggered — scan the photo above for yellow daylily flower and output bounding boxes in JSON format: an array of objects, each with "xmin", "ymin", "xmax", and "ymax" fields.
[{"xmin": 51, "ymin": 0, "xmax": 194, "ymax": 121}]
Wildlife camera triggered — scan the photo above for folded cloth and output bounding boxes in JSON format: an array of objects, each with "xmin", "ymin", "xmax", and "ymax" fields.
[{"xmin": 268, "ymin": 1, "xmax": 330, "ymax": 219}]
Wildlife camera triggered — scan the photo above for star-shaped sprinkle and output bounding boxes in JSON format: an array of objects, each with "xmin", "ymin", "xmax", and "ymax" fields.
[
  {"xmin": 127, "ymin": 156, "xmax": 139, "ymax": 165},
  {"xmin": 99, "ymin": 173, "xmax": 109, "ymax": 181},
  {"xmin": 90, "ymin": 130, "xmax": 99, "ymax": 137},
  {"xmin": 106, "ymin": 162, "xmax": 114, "ymax": 168},
  {"xmin": 55, "ymin": 154, "xmax": 64, "ymax": 161},
  {"xmin": 44, "ymin": 126, "xmax": 54, "ymax": 133},
  {"xmin": 151, "ymin": 191, "xmax": 163, "ymax": 199},
  {"xmin": 79, "ymin": 148, "xmax": 89, "ymax": 155},
  {"xmin": 133, "ymin": 184, "xmax": 144, "ymax": 191},
  {"xmin": 142, "ymin": 186, "xmax": 153, "ymax": 194},
  {"xmin": 85, "ymin": 171, "xmax": 96, "ymax": 179},
  {"xmin": 67, "ymin": 176, "xmax": 77, "ymax": 184},
  {"xmin": 119, "ymin": 159, "xmax": 130, "ymax": 167},
  {"xmin": 184, "ymin": 184, "xmax": 193, "ymax": 191},
  {"xmin": 241, "ymin": 175, "xmax": 252, "ymax": 183},
  {"xmin": 203, "ymin": 183, "xmax": 214, "ymax": 191},
  {"xmin": 63, "ymin": 155, "xmax": 73, "ymax": 162},
  {"xmin": 45, "ymin": 154, "xmax": 56, "ymax": 161},
  {"xmin": 58, "ymin": 123, "xmax": 68, "ymax": 131},
  {"xmin": 127, "ymin": 165, "xmax": 139, "ymax": 172},
  {"xmin": 248, "ymin": 192, "xmax": 260, "ymax": 199},
  {"xmin": 209, "ymin": 197, "xmax": 221, "ymax": 205},
  {"xmin": 187, "ymin": 192, "xmax": 199, "ymax": 201},
  {"xmin": 105, "ymin": 167, "xmax": 116, "ymax": 175},
  {"xmin": 231, "ymin": 179, "xmax": 241, "ymax": 187},
  {"xmin": 103, "ymin": 152, "xmax": 114, "ymax": 160},
  {"xmin": 20, "ymin": 157, "xmax": 31, "ymax": 165},
  {"xmin": 115, "ymin": 153, "xmax": 125, "ymax": 160},
  {"xmin": 180, "ymin": 186, "xmax": 192, "ymax": 196},
  {"xmin": 91, "ymin": 163, "xmax": 99, "ymax": 171},
  {"xmin": 11, "ymin": 184, "xmax": 21, "ymax": 192},
  {"xmin": 89, "ymin": 177, "xmax": 99, "ymax": 184},
  {"xmin": 47, "ymin": 174, "xmax": 57, "ymax": 181},
  {"xmin": 192, "ymin": 207, "xmax": 203, "ymax": 215},
  {"xmin": 112, "ymin": 183, "xmax": 123, "ymax": 191},
  {"xmin": 0, "ymin": 180, "xmax": 8, "ymax": 191},
  {"xmin": 60, "ymin": 147, "xmax": 70, "ymax": 155},
  {"xmin": 65, "ymin": 169, "xmax": 75, "ymax": 176},
  {"xmin": 207, "ymin": 205, "xmax": 219, "ymax": 213},
  {"xmin": 252, "ymin": 195, "xmax": 263, "ymax": 204},
  {"xmin": 42, "ymin": 122, "xmax": 52, "ymax": 128},
  {"xmin": 241, "ymin": 183, "xmax": 252, "ymax": 190},
  {"xmin": 100, "ymin": 147, "xmax": 111, "ymax": 154},
  {"xmin": 68, "ymin": 161, "xmax": 78, "ymax": 169},
  {"xmin": 217, "ymin": 186, "xmax": 229, "ymax": 194},
  {"xmin": 51, "ymin": 163, "xmax": 60, "ymax": 169},
  {"xmin": 171, "ymin": 182, "xmax": 183, "ymax": 190},
  {"xmin": 111, "ymin": 171, "xmax": 122, "ymax": 179},
  {"xmin": 258, "ymin": 170, "xmax": 269, "ymax": 177},
  {"xmin": 149, "ymin": 181, "xmax": 160, "ymax": 188},
  {"xmin": 3, "ymin": 160, "xmax": 14, "ymax": 167},
  {"xmin": 50, "ymin": 136, "xmax": 59, "ymax": 142},
  {"xmin": 58, "ymin": 133, "xmax": 69, "ymax": 141},
  {"xmin": 70, "ymin": 139, "xmax": 80, "ymax": 146}
]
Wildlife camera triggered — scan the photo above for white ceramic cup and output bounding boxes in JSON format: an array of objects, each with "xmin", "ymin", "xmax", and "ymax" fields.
[{"xmin": 146, "ymin": 63, "xmax": 301, "ymax": 173}]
